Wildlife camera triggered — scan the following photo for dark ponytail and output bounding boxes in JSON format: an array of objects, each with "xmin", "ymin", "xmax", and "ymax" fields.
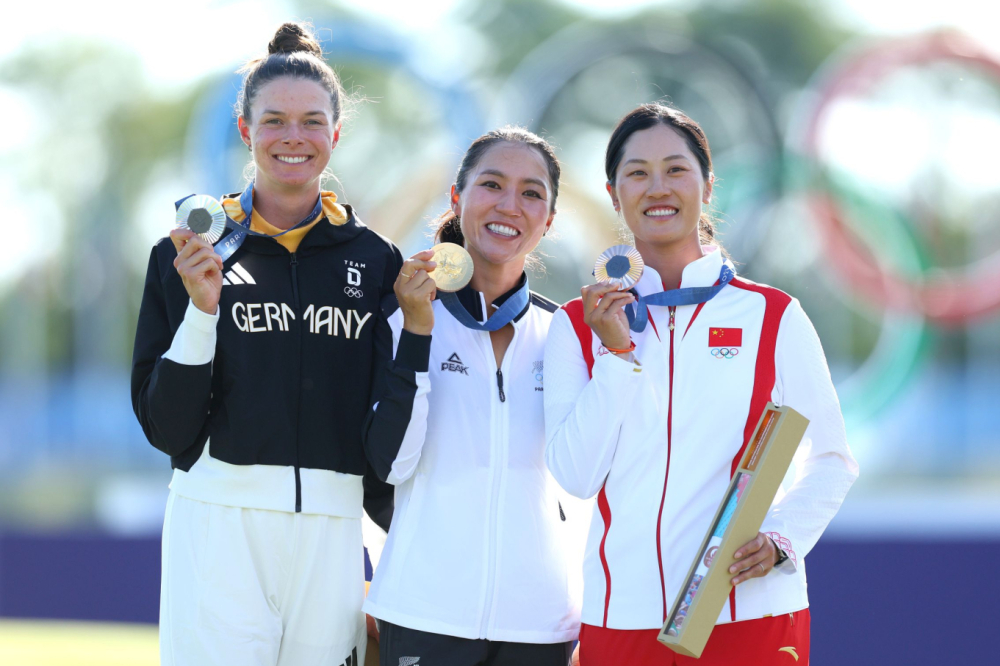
[
  {"xmin": 435, "ymin": 213, "xmax": 465, "ymax": 245},
  {"xmin": 434, "ymin": 126, "xmax": 561, "ymax": 245}
]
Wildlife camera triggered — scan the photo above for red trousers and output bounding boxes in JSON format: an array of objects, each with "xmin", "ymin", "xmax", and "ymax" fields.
[{"xmin": 579, "ymin": 609, "xmax": 810, "ymax": 665}]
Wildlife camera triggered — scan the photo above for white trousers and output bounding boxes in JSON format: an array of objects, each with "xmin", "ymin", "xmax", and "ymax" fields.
[{"xmin": 160, "ymin": 491, "xmax": 367, "ymax": 666}]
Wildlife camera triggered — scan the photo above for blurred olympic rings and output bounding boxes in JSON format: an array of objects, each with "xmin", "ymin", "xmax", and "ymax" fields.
[
  {"xmin": 344, "ymin": 287, "xmax": 364, "ymax": 298},
  {"xmin": 711, "ymin": 348, "xmax": 739, "ymax": 359},
  {"xmin": 796, "ymin": 30, "xmax": 1000, "ymax": 326}
]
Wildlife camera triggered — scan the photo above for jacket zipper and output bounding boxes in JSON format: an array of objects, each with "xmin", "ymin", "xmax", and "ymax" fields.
[
  {"xmin": 290, "ymin": 252, "xmax": 302, "ymax": 513},
  {"xmin": 656, "ymin": 305, "xmax": 676, "ymax": 620},
  {"xmin": 479, "ymin": 330, "xmax": 514, "ymax": 637}
]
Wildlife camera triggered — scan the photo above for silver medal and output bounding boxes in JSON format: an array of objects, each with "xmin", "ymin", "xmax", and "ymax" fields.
[
  {"xmin": 176, "ymin": 195, "xmax": 227, "ymax": 244},
  {"xmin": 594, "ymin": 245, "xmax": 644, "ymax": 290}
]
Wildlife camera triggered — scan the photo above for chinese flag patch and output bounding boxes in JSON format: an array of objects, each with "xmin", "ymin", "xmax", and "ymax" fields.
[{"xmin": 709, "ymin": 327, "xmax": 742, "ymax": 347}]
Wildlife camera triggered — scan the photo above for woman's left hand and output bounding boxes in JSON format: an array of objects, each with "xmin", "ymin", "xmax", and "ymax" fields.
[
  {"xmin": 395, "ymin": 250, "xmax": 438, "ymax": 336},
  {"xmin": 728, "ymin": 532, "xmax": 777, "ymax": 585}
]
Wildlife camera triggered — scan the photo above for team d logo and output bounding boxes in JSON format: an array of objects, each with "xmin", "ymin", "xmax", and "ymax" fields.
[
  {"xmin": 709, "ymin": 327, "xmax": 742, "ymax": 359},
  {"xmin": 344, "ymin": 266, "xmax": 363, "ymax": 298}
]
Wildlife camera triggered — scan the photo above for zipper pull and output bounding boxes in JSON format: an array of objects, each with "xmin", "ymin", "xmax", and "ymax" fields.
[
  {"xmin": 290, "ymin": 252, "xmax": 298, "ymax": 266},
  {"xmin": 669, "ymin": 306, "xmax": 676, "ymax": 331},
  {"xmin": 496, "ymin": 369, "xmax": 506, "ymax": 403}
]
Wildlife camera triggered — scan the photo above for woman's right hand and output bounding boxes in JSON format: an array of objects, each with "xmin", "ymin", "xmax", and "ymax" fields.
[
  {"xmin": 170, "ymin": 229, "xmax": 224, "ymax": 315},
  {"xmin": 395, "ymin": 250, "xmax": 438, "ymax": 336},
  {"xmin": 581, "ymin": 282, "xmax": 635, "ymax": 351}
]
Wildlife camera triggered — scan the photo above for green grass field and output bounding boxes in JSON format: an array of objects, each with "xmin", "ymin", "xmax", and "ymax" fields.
[{"xmin": 0, "ymin": 620, "xmax": 158, "ymax": 666}]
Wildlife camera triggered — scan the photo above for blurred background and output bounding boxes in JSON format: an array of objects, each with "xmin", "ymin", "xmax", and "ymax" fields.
[{"xmin": 1, "ymin": 0, "xmax": 998, "ymax": 663}]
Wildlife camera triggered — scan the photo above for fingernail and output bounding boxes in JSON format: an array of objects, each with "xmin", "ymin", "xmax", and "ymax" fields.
[
  {"xmin": 735, "ymin": 551, "xmax": 742, "ymax": 558},
  {"xmin": 731, "ymin": 578, "xmax": 738, "ymax": 585},
  {"xmin": 729, "ymin": 566, "xmax": 736, "ymax": 573}
]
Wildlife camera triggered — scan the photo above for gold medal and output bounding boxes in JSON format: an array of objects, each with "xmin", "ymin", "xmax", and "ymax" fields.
[
  {"xmin": 429, "ymin": 242, "xmax": 474, "ymax": 292},
  {"xmin": 176, "ymin": 195, "xmax": 227, "ymax": 244},
  {"xmin": 594, "ymin": 245, "xmax": 644, "ymax": 290}
]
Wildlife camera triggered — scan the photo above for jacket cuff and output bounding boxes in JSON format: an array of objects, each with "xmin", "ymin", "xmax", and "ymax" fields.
[
  {"xmin": 163, "ymin": 299, "xmax": 219, "ymax": 366},
  {"xmin": 593, "ymin": 348, "xmax": 643, "ymax": 375},
  {"xmin": 394, "ymin": 330, "xmax": 432, "ymax": 372},
  {"xmin": 764, "ymin": 531, "xmax": 798, "ymax": 574}
]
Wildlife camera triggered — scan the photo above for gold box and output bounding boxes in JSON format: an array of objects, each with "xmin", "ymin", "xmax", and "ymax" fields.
[{"xmin": 657, "ymin": 403, "xmax": 809, "ymax": 658}]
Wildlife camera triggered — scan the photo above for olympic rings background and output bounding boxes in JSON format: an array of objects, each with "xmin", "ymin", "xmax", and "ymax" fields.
[
  {"xmin": 794, "ymin": 31, "xmax": 1000, "ymax": 325},
  {"xmin": 1, "ymin": 4, "xmax": 999, "ymax": 665}
]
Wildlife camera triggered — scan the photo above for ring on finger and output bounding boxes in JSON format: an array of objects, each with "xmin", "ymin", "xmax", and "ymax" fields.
[
  {"xmin": 757, "ymin": 562, "xmax": 766, "ymax": 575},
  {"xmin": 401, "ymin": 272, "xmax": 414, "ymax": 279}
]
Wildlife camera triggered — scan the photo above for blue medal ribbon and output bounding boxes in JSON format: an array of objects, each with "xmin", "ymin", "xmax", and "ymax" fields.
[
  {"xmin": 439, "ymin": 280, "xmax": 531, "ymax": 332},
  {"xmin": 626, "ymin": 264, "xmax": 735, "ymax": 332},
  {"xmin": 203, "ymin": 182, "xmax": 323, "ymax": 262}
]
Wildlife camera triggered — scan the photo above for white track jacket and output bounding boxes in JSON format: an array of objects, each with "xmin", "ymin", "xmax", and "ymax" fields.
[
  {"xmin": 544, "ymin": 247, "xmax": 858, "ymax": 630},
  {"xmin": 363, "ymin": 277, "xmax": 586, "ymax": 643}
]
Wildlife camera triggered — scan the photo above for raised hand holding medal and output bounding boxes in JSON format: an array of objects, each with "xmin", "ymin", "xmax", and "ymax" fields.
[
  {"xmin": 396, "ymin": 249, "xmax": 440, "ymax": 336},
  {"xmin": 582, "ymin": 244, "xmax": 642, "ymax": 354},
  {"xmin": 169, "ymin": 194, "xmax": 229, "ymax": 315}
]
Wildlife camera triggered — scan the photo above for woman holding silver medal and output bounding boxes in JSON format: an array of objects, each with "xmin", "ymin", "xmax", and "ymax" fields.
[
  {"xmin": 131, "ymin": 22, "xmax": 399, "ymax": 666},
  {"xmin": 361, "ymin": 127, "xmax": 582, "ymax": 666},
  {"xmin": 544, "ymin": 103, "xmax": 858, "ymax": 665}
]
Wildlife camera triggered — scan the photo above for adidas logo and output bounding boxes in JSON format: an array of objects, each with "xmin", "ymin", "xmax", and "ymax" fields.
[
  {"xmin": 222, "ymin": 262, "xmax": 256, "ymax": 286},
  {"xmin": 441, "ymin": 352, "xmax": 469, "ymax": 375},
  {"xmin": 337, "ymin": 647, "xmax": 359, "ymax": 666}
]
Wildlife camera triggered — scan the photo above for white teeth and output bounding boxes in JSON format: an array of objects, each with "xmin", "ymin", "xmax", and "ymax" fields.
[
  {"xmin": 276, "ymin": 155, "xmax": 309, "ymax": 164},
  {"xmin": 645, "ymin": 207, "xmax": 678, "ymax": 217},
  {"xmin": 487, "ymin": 223, "xmax": 519, "ymax": 237}
]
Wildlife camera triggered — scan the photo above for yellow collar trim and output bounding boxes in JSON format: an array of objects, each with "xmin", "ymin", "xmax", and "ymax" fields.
[{"xmin": 220, "ymin": 191, "xmax": 347, "ymax": 227}]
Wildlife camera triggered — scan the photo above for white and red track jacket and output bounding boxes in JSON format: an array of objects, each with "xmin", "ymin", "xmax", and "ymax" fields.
[{"xmin": 544, "ymin": 246, "xmax": 858, "ymax": 630}]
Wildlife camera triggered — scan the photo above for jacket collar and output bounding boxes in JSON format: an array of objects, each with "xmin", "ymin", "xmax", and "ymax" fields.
[
  {"xmin": 451, "ymin": 271, "xmax": 530, "ymax": 324},
  {"xmin": 223, "ymin": 202, "xmax": 368, "ymax": 256},
  {"xmin": 633, "ymin": 245, "xmax": 734, "ymax": 297}
]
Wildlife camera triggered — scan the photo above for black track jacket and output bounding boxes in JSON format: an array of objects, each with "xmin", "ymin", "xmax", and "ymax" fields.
[{"xmin": 131, "ymin": 204, "xmax": 400, "ymax": 528}]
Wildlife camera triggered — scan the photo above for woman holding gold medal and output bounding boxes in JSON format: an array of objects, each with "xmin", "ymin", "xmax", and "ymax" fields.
[
  {"xmin": 131, "ymin": 22, "xmax": 399, "ymax": 666},
  {"xmin": 544, "ymin": 103, "xmax": 858, "ymax": 665},
  {"xmin": 362, "ymin": 127, "xmax": 581, "ymax": 666}
]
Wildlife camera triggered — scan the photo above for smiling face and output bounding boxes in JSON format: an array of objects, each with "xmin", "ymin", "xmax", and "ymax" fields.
[
  {"xmin": 452, "ymin": 142, "xmax": 555, "ymax": 271},
  {"xmin": 609, "ymin": 123, "xmax": 713, "ymax": 255},
  {"xmin": 238, "ymin": 77, "xmax": 339, "ymax": 193}
]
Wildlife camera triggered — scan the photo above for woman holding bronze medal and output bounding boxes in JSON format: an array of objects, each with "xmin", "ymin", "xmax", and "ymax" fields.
[
  {"xmin": 361, "ymin": 128, "xmax": 580, "ymax": 666},
  {"xmin": 544, "ymin": 103, "xmax": 858, "ymax": 665},
  {"xmin": 131, "ymin": 22, "xmax": 399, "ymax": 666}
]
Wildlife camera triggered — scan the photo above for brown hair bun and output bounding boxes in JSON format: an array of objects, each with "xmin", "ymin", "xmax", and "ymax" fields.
[{"xmin": 267, "ymin": 22, "xmax": 323, "ymax": 58}]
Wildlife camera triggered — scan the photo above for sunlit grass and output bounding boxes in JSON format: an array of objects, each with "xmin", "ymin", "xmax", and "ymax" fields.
[{"xmin": 0, "ymin": 620, "xmax": 158, "ymax": 666}]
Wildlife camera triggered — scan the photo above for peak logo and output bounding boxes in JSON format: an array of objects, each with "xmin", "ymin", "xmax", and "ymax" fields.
[{"xmin": 442, "ymin": 353, "xmax": 469, "ymax": 375}]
